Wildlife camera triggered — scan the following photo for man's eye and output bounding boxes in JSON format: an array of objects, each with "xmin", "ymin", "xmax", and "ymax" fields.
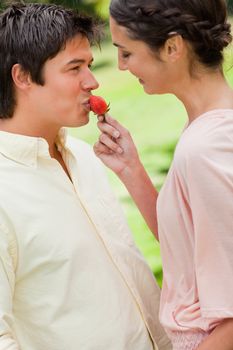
[
  {"xmin": 71, "ymin": 66, "xmax": 80, "ymax": 71},
  {"xmin": 88, "ymin": 64, "xmax": 93, "ymax": 70}
]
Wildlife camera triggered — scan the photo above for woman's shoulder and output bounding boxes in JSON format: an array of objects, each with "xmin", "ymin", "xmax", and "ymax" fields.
[
  {"xmin": 176, "ymin": 109, "xmax": 233, "ymax": 156},
  {"xmin": 171, "ymin": 109, "xmax": 233, "ymax": 177}
]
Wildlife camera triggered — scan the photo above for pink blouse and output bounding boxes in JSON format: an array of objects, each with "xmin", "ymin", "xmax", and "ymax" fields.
[{"xmin": 157, "ymin": 110, "xmax": 233, "ymax": 346}]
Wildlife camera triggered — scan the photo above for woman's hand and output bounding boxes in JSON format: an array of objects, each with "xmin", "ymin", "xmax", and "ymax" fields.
[
  {"xmin": 94, "ymin": 114, "xmax": 141, "ymax": 177},
  {"xmin": 196, "ymin": 319, "xmax": 233, "ymax": 350},
  {"xmin": 94, "ymin": 114, "xmax": 159, "ymax": 238}
]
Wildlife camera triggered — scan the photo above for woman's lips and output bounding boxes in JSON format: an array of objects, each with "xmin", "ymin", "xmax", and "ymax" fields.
[{"xmin": 139, "ymin": 78, "xmax": 145, "ymax": 85}]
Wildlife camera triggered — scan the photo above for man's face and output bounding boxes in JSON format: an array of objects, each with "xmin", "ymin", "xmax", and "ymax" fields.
[{"xmin": 30, "ymin": 34, "xmax": 99, "ymax": 129}]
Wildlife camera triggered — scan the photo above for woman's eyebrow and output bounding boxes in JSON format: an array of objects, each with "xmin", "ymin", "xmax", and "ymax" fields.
[{"xmin": 113, "ymin": 42, "xmax": 126, "ymax": 49}]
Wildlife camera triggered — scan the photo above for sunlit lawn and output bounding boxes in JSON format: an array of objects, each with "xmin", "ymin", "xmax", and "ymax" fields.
[{"xmin": 69, "ymin": 40, "xmax": 233, "ymax": 285}]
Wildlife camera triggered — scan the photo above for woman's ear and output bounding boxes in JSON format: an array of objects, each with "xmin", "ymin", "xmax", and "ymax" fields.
[
  {"xmin": 11, "ymin": 63, "xmax": 32, "ymax": 90},
  {"xmin": 162, "ymin": 34, "xmax": 184, "ymax": 63}
]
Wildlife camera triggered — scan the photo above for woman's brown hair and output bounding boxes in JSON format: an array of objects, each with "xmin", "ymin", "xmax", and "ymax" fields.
[{"xmin": 110, "ymin": 0, "xmax": 232, "ymax": 68}]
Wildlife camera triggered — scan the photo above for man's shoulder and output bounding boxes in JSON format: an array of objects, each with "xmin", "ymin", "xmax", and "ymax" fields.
[
  {"xmin": 66, "ymin": 135, "xmax": 93, "ymax": 153},
  {"xmin": 66, "ymin": 135, "xmax": 104, "ymax": 172},
  {"xmin": 66, "ymin": 135, "xmax": 98, "ymax": 160}
]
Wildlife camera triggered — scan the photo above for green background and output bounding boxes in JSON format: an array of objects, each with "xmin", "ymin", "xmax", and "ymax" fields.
[{"xmin": 1, "ymin": 0, "xmax": 233, "ymax": 286}]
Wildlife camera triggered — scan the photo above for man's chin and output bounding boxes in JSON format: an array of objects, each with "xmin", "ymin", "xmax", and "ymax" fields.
[{"xmin": 70, "ymin": 115, "xmax": 90, "ymax": 128}]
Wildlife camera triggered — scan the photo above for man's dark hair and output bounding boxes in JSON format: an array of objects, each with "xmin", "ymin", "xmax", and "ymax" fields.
[{"xmin": 0, "ymin": 2, "xmax": 102, "ymax": 118}]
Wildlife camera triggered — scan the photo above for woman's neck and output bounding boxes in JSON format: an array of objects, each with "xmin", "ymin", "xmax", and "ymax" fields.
[{"xmin": 175, "ymin": 69, "xmax": 233, "ymax": 123}]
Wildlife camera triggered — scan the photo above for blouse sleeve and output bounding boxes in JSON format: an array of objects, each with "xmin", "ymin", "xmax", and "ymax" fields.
[{"xmin": 185, "ymin": 138, "xmax": 233, "ymax": 319}]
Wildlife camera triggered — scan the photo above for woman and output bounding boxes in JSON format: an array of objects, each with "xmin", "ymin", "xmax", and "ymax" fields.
[{"xmin": 94, "ymin": 0, "xmax": 233, "ymax": 349}]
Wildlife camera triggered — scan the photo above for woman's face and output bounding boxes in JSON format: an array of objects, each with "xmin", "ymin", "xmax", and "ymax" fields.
[{"xmin": 109, "ymin": 16, "xmax": 175, "ymax": 95}]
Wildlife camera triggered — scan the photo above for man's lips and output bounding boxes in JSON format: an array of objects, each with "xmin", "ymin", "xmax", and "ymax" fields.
[
  {"xmin": 82, "ymin": 101, "xmax": 91, "ymax": 111},
  {"xmin": 139, "ymin": 78, "xmax": 145, "ymax": 85}
]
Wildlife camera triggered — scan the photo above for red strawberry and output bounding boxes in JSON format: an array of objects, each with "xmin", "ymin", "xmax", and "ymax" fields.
[{"xmin": 89, "ymin": 95, "xmax": 110, "ymax": 116}]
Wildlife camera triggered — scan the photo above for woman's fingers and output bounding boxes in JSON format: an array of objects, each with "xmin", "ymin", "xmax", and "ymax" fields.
[
  {"xmin": 97, "ymin": 115, "xmax": 105, "ymax": 122},
  {"xmin": 99, "ymin": 133, "xmax": 123, "ymax": 154},
  {"xmin": 94, "ymin": 141, "xmax": 113, "ymax": 155},
  {"xmin": 105, "ymin": 114, "xmax": 128, "ymax": 135},
  {"xmin": 97, "ymin": 114, "xmax": 132, "ymax": 144},
  {"xmin": 94, "ymin": 115, "xmax": 141, "ymax": 175},
  {"xmin": 97, "ymin": 120, "xmax": 120, "ymax": 140}
]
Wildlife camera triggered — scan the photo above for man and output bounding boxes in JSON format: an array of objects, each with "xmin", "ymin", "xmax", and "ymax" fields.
[{"xmin": 0, "ymin": 3, "xmax": 171, "ymax": 350}]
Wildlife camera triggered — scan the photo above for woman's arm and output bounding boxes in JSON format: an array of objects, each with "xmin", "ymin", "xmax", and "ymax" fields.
[
  {"xmin": 197, "ymin": 319, "xmax": 233, "ymax": 350},
  {"xmin": 94, "ymin": 114, "xmax": 159, "ymax": 239},
  {"xmin": 119, "ymin": 160, "xmax": 159, "ymax": 239}
]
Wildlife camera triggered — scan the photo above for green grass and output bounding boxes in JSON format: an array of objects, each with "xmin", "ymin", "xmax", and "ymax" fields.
[{"xmin": 69, "ymin": 41, "xmax": 233, "ymax": 285}]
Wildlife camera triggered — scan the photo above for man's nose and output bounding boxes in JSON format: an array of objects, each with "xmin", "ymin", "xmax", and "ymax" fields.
[{"xmin": 81, "ymin": 69, "xmax": 99, "ymax": 91}]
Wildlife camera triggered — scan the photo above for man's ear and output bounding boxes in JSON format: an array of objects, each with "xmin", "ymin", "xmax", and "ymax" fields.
[
  {"xmin": 11, "ymin": 63, "xmax": 32, "ymax": 90},
  {"xmin": 162, "ymin": 34, "xmax": 184, "ymax": 63}
]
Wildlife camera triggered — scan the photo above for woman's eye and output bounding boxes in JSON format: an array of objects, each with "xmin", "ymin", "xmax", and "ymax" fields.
[{"xmin": 121, "ymin": 52, "xmax": 131, "ymax": 59}]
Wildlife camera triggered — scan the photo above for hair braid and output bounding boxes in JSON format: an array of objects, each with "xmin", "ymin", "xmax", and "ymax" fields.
[
  {"xmin": 168, "ymin": 11, "xmax": 232, "ymax": 49},
  {"xmin": 168, "ymin": 10, "xmax": 232, "ymax": 65},
  {"xmin": 110, "ymin": 0, "xmax": 232, "ymax": 68}
]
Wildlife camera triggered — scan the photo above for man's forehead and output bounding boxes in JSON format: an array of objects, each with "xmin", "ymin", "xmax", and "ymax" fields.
[{"xmin": 51, "ymin": 36, "xmax": 93, "ymax": 64}]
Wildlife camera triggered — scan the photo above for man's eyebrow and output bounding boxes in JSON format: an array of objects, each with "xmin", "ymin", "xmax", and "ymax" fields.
[{"xmin": 65, "ymin": 58, "xmax": 94, "ymax": 66}]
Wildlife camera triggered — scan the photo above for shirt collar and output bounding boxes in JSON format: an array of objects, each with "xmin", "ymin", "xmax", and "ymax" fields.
[{"xmin": 0, "ymin": 128, "xmax": 67, "ymax": 167}]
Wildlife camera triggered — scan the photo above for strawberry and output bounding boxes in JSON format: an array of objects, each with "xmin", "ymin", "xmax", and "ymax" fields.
[{"xmin": 89, "ymin": 95, "xmax": 110, "ymax": 116}]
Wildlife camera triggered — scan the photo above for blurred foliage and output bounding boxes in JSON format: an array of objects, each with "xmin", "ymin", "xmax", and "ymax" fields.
[
  {"xmin": 1, "ymin": 0, "xmax": 233, "ymax": 17},
  {"xmin": 0, "ymin": 0, "xmax": 109, "ymax": 19},
  {"xmin": 1, "ymin": 0, "xmax": 232, "ymax": 21},
  {"xmin": 228, "ymin": 0, "xmax": 233, "ymax": 14}
]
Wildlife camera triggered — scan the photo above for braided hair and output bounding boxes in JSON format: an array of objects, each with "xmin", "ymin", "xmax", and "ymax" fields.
[{"xmin": 110, "ymin": 0, "xmax": 232, "ymax": 68}]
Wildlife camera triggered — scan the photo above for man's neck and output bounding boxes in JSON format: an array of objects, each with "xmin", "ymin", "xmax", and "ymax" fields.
[{"xmin": 0, "ymin": 113, "xmax": 60, "ymax": 158}]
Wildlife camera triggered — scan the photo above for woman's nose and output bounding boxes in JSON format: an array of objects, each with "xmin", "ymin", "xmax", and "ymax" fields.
[
  {"xmin": 118, "ymin": 60, "xmax": 128, "ymax": 71},
  {"xmin": 118, "ymin": 55, "xmax": 128, "ymax": 71}
]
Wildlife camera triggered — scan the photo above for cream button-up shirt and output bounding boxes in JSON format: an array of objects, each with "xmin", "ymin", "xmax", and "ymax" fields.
[{"xmin": 0, "ymin": 129, "xmax": 171, "ymax": 350}]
